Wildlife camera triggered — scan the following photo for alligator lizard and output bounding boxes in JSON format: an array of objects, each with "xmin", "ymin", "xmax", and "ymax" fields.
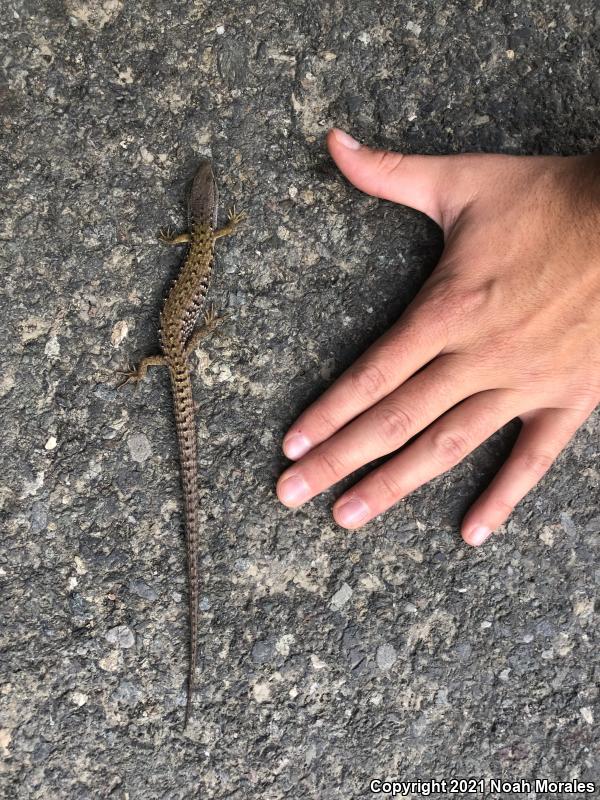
[{"xmin": 118, "ymin": 160, "xmax": 243, "ymax": 726}]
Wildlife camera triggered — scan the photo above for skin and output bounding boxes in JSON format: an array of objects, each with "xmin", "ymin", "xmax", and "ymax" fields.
[{"xmin": 277, "ymin": 128, "xmax": 600, "ymax": 546}]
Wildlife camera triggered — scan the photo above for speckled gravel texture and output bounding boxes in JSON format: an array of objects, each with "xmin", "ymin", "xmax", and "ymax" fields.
[{"xmin": 1, "ymin": 2, "xmax": 599, "ymax": 799}]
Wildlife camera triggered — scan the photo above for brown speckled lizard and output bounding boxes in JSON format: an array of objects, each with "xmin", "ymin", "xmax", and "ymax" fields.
[{"xmin": 118, "ymin": 159, "xmax": 243, "ymax": 727}]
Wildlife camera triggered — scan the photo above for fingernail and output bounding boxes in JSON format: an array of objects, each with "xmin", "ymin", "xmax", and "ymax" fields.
[
  {"xmin": 469, "ymin": 525, "xmax": 492, "ymax": 546},
  {"xmin": 283, "ymin": 433, "xmax": 311, "ymax": 460},
  {"xmin": 335, "ymin": 497, "xmax": 369, "ymax": 527},
  {"xmin": 278, "ymin": 474, "xmax": 310, "ymax": 506},
  {"xmin": 332, "ymin": 128, "xmax": 361, "ymax": 150}
]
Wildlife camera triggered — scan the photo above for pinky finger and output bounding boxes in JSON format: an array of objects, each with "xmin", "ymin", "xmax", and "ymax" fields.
[{"xmin": 462, "ymin": 407, "xmax": 585, "ymax": 547}]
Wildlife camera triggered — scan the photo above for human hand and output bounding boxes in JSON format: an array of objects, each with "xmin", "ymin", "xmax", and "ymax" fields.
[{"xmin": 277, "ymin": 128, "xmax": 600, "ymax": 546}]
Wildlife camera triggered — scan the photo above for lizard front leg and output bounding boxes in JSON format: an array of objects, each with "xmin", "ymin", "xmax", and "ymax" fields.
[{"xmin": 213, "ymin": 208, "xmax": 245, "ymax": 240}]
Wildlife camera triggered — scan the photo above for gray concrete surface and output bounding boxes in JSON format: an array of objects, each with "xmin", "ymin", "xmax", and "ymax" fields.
[{"xmin": 1, "ymin": 1, "xmax": 599, "ymax": 798}]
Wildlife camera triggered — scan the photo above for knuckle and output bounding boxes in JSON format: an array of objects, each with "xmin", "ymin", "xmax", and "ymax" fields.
[
  {"xmin": 430, "ymin": 428, "xmax": 470, "ymax": 467},
  {"xmin": 490, "ymin": 497, "xmax": 514, "ymax": 517},
  {"xmin": 423, "ymin": 276, "xmax": 498, "ymax": 340},
  {"xmin": 519, "ymin": 450, "xmax": 554, "ymax": 476},
  {"xmin": 374, "ymin": 400, "xmax": 413, "ymax": 445},
  {"xmin": 316, "ymin": 450, "xmax": 346, "ymax": 482},
  {"xmin": 349, "ymin": 361, "xmax": 387, "ymax": 400},
  {"xmin": 374, "ymin": 469, "xmax": 404, "ymax": 503},
  {"xmin": 454, "ymin": 282, "xmax": 497, "ymax": 316},
  {"xmin": 312, "ymin": 404, "xmax": 339, "ymax": 437},
  {"xmin": 374, "ymin": 149, "xmax": 406, "ymax": 178},
  {"xmin": 568, "ymin": 378, "xmax": 600, "ymax": 412},
  {"xmin": 380, "ymin": 332, "xmax": 411, "ymax": 363}
]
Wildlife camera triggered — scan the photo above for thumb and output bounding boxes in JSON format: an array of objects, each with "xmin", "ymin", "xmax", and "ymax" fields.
[{"xmin": 327, "ymin": 128, "xmax": 474, "ymax": 229}]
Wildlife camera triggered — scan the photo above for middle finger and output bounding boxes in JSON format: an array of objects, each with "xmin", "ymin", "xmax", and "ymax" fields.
[{"xmin": 277, "ymin": 353, "xmax": 482, "ymax": 507}]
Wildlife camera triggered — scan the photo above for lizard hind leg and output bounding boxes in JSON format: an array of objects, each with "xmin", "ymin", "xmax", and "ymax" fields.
[
  {"xmin": 116, "ymin": 354, "xmax": 166, "ymax": 388},
  {"xmin": 184, "ymin": 305, "xmax": 230, "ymax": 357},
  {"xmin": 158, "ymin": 227, "xmax": 192, "ymax": 245}
]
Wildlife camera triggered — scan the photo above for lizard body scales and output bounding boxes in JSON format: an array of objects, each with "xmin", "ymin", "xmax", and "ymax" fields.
[{"xmin": 119, "ymin": 160, "xmax": 243, "ymax": 726}]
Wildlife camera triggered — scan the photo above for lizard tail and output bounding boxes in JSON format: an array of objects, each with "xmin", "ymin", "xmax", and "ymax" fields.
[{"xmin": 168, "ymin": 362, "xmax": 200, "ymax": 729}]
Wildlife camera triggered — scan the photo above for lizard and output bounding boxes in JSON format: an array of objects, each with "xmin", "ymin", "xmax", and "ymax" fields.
[{"xmin": 117, "ymin": 159, "xmax": 244, "ymax": 727}]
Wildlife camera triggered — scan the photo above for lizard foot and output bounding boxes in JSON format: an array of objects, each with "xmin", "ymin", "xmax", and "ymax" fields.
[
  {"xmin": 227, "ymin": 207, "xmax": 246, "ymax": 226},
  {"xmin": 116, "ymin": 354, "xmax": 166, "ymax": 388},
  {"xmin": 203, "ymin": 304, "xmax": 226, "ymax": 328},
  {"xmin": 115, "ymin": 366, "xmax": 142, "ymax": 389}
]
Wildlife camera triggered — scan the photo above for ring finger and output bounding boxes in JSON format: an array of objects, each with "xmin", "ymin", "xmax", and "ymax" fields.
[{"xmin": 331, "ymin": 389, "xmax": 520, "ymax": 528}]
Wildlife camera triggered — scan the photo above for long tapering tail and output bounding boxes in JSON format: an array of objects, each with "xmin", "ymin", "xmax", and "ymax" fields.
[{"xmin": 168, "ymin": 361, "xmax": 200, "ymax": 728}]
